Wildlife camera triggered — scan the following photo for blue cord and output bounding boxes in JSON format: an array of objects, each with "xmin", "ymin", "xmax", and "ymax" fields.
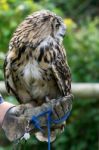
[
  {"xmin": 30, "ymin": 110, "xmax": 71, "ymax": 150},
  {"xmin": 0, "ymin": 95, "xmax": 4, "ymax": 104},
  {"xmin": 47, "ymin": 111, "xmax": 52, "ymax": 150}
]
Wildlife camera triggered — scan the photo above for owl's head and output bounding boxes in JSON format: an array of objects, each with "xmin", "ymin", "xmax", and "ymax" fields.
[
  {"xmin": 28, "ymin": 10, "xmax": 66, "ymax": 43},
  {"xmin": 33, "ymin": 10, "xmax": 66, "ymax": 41},
  {"xmin": 12, "ymin": 10, "xmax": 66, "ymax": 49}
]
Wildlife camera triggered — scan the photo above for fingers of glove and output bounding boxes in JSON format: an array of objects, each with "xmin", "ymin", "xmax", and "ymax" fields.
[
  {"xmin": 52, "ymin": 102, "xmax": 64, "ymax": 120},
  {"xmin": 51, "ymin": 95, "xmax": 73, "ymax": 120},
  {"xmin": 51, "ymin": 109, "xmax": 59, "ymax": 120},
  {"xmin": 60, "ymin": 97, "xmax": 72, "ymax": 114}
]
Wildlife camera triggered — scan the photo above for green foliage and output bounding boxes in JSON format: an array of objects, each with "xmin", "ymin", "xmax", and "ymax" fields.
[
  {"xmin": 64, "ymin": 18, "xmax": 99, "ymax": 82},
  {"xmin": 0, "ymin": 0, "xmax": 42, "ymax": 52},
  {"xmin": 36, "ymin": 0, "xmax": 99, "ymax": 19},
  {"xmin": 0, "ymin": 0, "xmax": 99, "ymax": 150}
]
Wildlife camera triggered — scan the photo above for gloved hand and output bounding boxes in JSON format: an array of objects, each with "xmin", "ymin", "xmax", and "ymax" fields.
[{"xmin": 2, "ymin": 94, "xmax": 73, "ymax": 142}]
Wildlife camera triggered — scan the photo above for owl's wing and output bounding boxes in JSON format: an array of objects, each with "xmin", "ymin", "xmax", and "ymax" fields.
[
  {"xmin": 51, "ymin": 57, "xmax": 71, "ymax": 96},
  {"xmin": 4, "ymin": 57, "xmax": 13, "ymax": 94},
  {"xmin": 51, "ymin": 47, "xmax": 71, "ymax": 96},
  {"xmin": 39, "ymin": 43, "xmax": 71, "ymax": 96},
  {"xmin": 4, "ymin": 57, "xmax": 20, "ymax": 100},
  {"xmin": 52, "ymin": 58, "xmax": 71, "ymax": 96}
]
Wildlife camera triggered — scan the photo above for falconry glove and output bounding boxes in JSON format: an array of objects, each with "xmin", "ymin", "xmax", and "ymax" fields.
[{"xmin": 2, "ymin": 94, "xmax": 73, "ymax": 142}]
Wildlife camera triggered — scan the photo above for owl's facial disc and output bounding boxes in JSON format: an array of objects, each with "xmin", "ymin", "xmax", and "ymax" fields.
[{"xmin": 53, "ymin": 16, "xmax": 66, "ymax": 43}]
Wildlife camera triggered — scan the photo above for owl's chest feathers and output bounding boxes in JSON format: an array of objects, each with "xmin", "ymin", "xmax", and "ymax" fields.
[
  {"xmin": 9, "ymin": 37, "xmax": 61, "ymax": 103},
  {"xmin": 21, "ymin": 60, "xmax": 59, "ymax": 101},
  {"xmin": 23, "ymin": 60, "xmax": 43, "ymax": 83}
]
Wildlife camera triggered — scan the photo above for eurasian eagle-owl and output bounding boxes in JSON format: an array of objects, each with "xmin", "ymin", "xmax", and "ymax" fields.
[{"xmin": 4, "ymin": 10, "xmax": 71, "ymax": 142}]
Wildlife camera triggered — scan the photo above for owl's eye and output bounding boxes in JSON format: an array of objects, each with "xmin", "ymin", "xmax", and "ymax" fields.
[{"xmin": 55, "ymin": 23, "xmax": 60, "ymax": 29}]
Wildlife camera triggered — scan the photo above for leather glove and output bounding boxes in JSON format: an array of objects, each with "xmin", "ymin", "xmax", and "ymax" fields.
[{"xmin": 2, "ymin": 94, "xmax": 73, "ymax": 142}]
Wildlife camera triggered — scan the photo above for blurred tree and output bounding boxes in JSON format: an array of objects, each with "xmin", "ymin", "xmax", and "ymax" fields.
[
  {"xmin": 0, "ymin": 0, "xmax": 42, "ymax": 52},
  {"xmin": 64, "ymin": 18, "xmax": 99, "ymax": 82},
  {"xmin": 35, "ymin": 0, "xmax": 99, "ymax": 19}
]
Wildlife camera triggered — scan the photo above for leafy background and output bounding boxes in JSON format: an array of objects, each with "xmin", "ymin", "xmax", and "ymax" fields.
[{"xmin": 0, "ymin": 0, "xmax": 99, "ymax": 150}]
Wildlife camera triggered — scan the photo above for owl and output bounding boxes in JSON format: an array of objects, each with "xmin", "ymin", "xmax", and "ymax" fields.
[{"xmin": 4, "ymin": 10, "xmax": 71, "ymax": 142}]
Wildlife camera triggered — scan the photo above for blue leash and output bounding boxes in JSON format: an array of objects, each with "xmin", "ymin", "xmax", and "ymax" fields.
[{"xmin": 30, "ymin": 110, "xmax": 71, "ymax": 150}]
